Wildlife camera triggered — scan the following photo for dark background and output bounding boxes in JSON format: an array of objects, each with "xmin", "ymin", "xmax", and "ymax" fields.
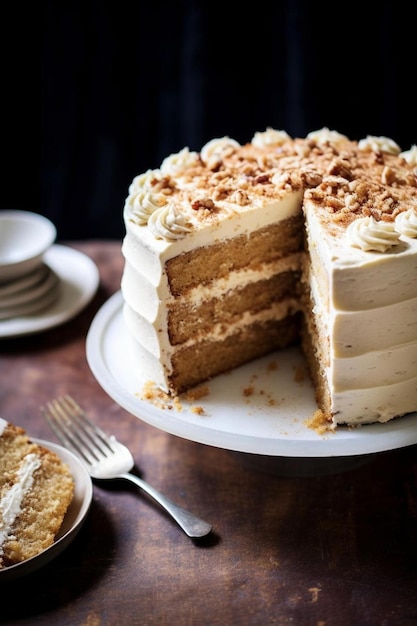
[{"xmin": 3, "ymin": 0, "xmax": 415, "ymax": 241}]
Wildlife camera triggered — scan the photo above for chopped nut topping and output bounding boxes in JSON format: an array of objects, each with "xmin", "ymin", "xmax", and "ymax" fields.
[
  {"xmin": 240, "ymin": 163, "xmax": 258, "ymax": 176},
  {"xmin": 230, "ymin": 189, "xmax": 249, "ymax": 205},
  {"xmin": 206, "ymin": 156, "xmax": 223, "ymax": 171},
  {"xmin": 126, "ymin": 131, "xmax": 417, "ymax": 236},
  {"xmin": 191, "ymin": 197, "xmax": 216, "ymax": 211},
  {"xmin": 372, "ymin": 151, "xmax": 385, "ymax": 165},
  {"xmin": 382, "ymin": 166, "xmax": 396, "ymax": 185},
  {"xmin": 327, "ymin": 158, "xmax": 353, "ymax": 180},
  {"xmin": 406, "ymin": 172, "xmax": 417, "ymax": 186},
  {"xmin": 322, "ymin": 175, "xmax": 350, "ymax": 189},
  {"xmin": 326, "ymin": 196, "xmax": 346, "ymax": 210},
  {"xmin": 255, "ymin": 174, "xmax": 270, "ymax": 184},
  {"xmin": 300, "ymin": 169, "xmax": 322, "ymax": 187}
]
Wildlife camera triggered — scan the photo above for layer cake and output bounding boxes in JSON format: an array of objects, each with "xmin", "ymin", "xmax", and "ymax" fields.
[{"xmin": 121, "ymin": 128, "xmax": 417, "ymax": 427}]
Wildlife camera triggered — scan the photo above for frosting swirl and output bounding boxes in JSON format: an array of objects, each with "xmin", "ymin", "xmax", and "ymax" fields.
[
  {"xmin": 147, "ymin": 203, "xmax": 192, "ymax": 240},
  {"xmin": 400, "ymin": 145, "xmax": 417, "ymax": 166},
  {"xmin": 200, "ymin": 137, "xmax": 240, "ymax": 164},
  {"xmin": 128, "ymin": 169, "xmax": 161, "ymax": 195},
  {"xmin": 307, "ymin": 127, "xmax": 348, "ymax": 147},
  {"xmin": 126, "ymin": 189, "xmax": 167, "ymax": 225},
  {"xmin": 251, "ymin": 127, "xmax": 291, "ymax": 148},
  {"xmin": 347, "ymin": 216, "xmax": 402, "ymax": 252},
  {"xmin": 160, "ymin": 147, "xmax": 199, "ymax": 175},
  {"xmin": 395, "ymin": 208, "xmax": 417, "ymax": 238},
  {"xmin": 358, "ymin": 135, "xmax": 401, "ymax": 155}
]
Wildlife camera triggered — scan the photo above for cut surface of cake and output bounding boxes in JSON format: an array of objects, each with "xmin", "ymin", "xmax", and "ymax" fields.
[
  {"xmin": 120, "ymin": 127, "xmax": 417, "ymax": 428},
  {"xmin": 0, "ymin": 418, "xmax": 74, "ymax": 568}
]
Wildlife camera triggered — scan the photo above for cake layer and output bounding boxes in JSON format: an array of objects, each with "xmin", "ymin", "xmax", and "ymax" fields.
[
  {"xmin": 169, "ymin": 270, "xmax": 300, "ymax": 345},
  {"xmin": 166, "ymin": 215, "xmax": 303, "ymax": 295},
  {"xmin": 128, "ymin": 311, "xmax": 302, "ymax": 394},
  {"xmin": 170, "ymin": 315, "xmax": 302, "ymax": 393},
  {"xmin": 121, "ymin": 252, "xmax": 302, "ymax": 323},
  {"xmin": 123, "ymin": 297, "xmax": 301, "ymax": 363}
]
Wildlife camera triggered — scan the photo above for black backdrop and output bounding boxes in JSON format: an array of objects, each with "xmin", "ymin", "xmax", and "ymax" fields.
[{"xmin": 3, "ymin": 0, "xmax": 415, "ymax": 240}]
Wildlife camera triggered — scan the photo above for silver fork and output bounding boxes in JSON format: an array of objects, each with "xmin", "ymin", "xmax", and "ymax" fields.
[{"xmin": 40, "ymin": 395, "xmax": 212, "ymax": 538}]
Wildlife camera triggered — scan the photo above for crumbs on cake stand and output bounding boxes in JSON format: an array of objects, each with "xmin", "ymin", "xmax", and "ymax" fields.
[
  {"xmin": 137, "ymin": 365, "xmax": 337, "ymax": 436},
  {"xmin": 241, "ymin": 359, "xmax": 279, "ymax": 407},
  {"xmin": 138, "ymin": 380, "xmax": 209, "ymax": 415},
  {"xmin": 242, "ymin": 379, "xmax": 280, "ymax": 407}
]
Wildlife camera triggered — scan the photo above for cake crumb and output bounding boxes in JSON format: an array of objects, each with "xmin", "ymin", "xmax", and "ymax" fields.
[
  {"xmin": 138, "ymin": 380, "xmax": 209, "ymax": 414},
  {"xmin": 183, "ymin": 386, "xmax": 210, "ymax": 401},
  {"xmin": 173, "ymin": 397, "xmax": 183, "ymax": 412},
  {"xmin": 305, "ymin": 409, "xmax": 334, "ymax": 434},
  {"xmin": 138, "ymin": 381, "xmax": 181, "ymax": 410},
  {"xmin": 190, "ymin": 405, "xmax": 206, "ymax": 415},
  {"xmin": 267, "ymin": 360, "xmax": 278, "ymax": 371},
  {"xmin": 293, "ymin": 364, "xmax": 307, "ymax": 383}
]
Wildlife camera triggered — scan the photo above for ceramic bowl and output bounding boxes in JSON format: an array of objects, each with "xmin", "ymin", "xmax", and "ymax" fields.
[{"xmin": 0, "ymin": 210, "xmax": 56, "ymax": 282}]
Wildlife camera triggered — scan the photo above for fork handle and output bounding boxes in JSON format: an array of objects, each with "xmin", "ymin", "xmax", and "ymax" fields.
[{"xmin": 119, "ymin": 472, "xmax": 212, "ymax": 538}]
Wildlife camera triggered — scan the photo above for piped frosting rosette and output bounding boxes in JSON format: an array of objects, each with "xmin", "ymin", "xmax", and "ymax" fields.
[
  {"xmin": 347, "ymin": 216, "xmax": 402, "ymax": 252},
  {"xmin": 148, "ymin": 203, "xmax": 192, "ymax": 241},
  {"xmin": 348, "ymin": 209, "xmax": 417, "ymax": 252}
]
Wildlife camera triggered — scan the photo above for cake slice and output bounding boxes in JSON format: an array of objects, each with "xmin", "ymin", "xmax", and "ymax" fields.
[{"xmin": 0, "ymin": 418, "xmax": 74, "ymax": 568}]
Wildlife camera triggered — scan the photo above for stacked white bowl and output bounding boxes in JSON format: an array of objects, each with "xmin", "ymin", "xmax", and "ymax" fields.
[{"xmin": 0, "ymin": 211, "xmax": 58, "ymax": 320}]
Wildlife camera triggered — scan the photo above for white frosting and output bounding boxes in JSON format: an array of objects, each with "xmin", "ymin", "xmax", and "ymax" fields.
[
  {"xmin": 200, "ymin": 136, "xmax": 240, "ymax": 164},
  {"xmin": 128, "ymin": 168, "xmax": 162, "ymax": 195},
  {"xmin": 0, "ymin": 451, "xmax": 41, "ymax": 556},
  {"xmin": 160, "ymin": 147, "xmax": 199, "ymax": 175},
  {"xmin": 347, "ymin": 216, "xmax": 402, "ymax": 252},
  {"xmin": 125, "ymin": 189, "xmax": 167, "ymax": 225},
  {"xmin": 306, "ymin": 127, "xmax": 349, "ymax": 147},
  {"xmin": 147, "ymin": 203, "xmax": 192, "ymax": 240},
  {"xmin": 400, "ymin": 145, "xmax": 417, "ymax": 166},
  {"xmin": 395, "ymin": 208, "xmax": 417, "ymax": 238},
  {"xmin": 358, "ymin": 135, "xmax": 401, "ymax": 154},
  {"xmin": 251, "ymin": 127, "xmax": 291, "ymax": 148}
]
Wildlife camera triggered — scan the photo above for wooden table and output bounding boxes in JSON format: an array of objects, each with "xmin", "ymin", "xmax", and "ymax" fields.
[{"xmin": 1, "ymin": 241, "xmax": 417, "ymax": 626}]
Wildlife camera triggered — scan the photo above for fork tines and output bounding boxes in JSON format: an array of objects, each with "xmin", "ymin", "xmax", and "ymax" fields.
[{"xmin": 41, "ymin": 395, "xmax": 114, "ymax": 465}]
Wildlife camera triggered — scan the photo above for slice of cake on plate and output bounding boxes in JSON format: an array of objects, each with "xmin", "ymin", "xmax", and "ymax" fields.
[
  {"xmin": 0, "ymin": 418, "xmax": 74, "ymax": 568},
  {"xmin": 120, "ymin": 127, "xmax": 417, "ymax": 428}
]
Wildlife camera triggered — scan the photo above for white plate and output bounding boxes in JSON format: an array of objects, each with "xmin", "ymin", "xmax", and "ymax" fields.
[
  {"xmin": 0, "ymin": 439, "xmax": 93, "ymax": 582},
  {"xmin": 86, "ymin": 291, "xmax": 417, "ymax": 459},
  {"xmin": 0, "ymin": 264, "xmax": 51, "ymax": 298},
  {"xmin": 0, "ymin": 245, "xmax": 100, "ymax": 338},
  {"xmin": 0, "ymin": 266, "xmax": 60, "ymax": 320}
]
